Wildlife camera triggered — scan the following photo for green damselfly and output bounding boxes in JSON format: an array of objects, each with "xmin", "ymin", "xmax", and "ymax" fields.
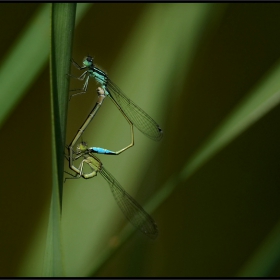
[{"xmin": 65, "ymin": 141, "xmax": 158, "ymax": 239}]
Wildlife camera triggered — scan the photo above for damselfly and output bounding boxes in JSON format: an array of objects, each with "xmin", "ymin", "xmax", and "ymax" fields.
[
  {"xmin": 69, "ymin": 56, "xmax": 163, "ymax": 142},
  {"xmin": 65, "ymin": 141, "xmax": 158, "ymax": 239}
]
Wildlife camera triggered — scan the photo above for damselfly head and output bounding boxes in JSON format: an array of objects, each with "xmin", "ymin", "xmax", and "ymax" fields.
[
  {"xmin": 77, "ymin": 141, "xmax": 88, "ymax": 153},
  {"xmin": 83, "ymin": 56, "xmax": 94, "ymax": 67}
]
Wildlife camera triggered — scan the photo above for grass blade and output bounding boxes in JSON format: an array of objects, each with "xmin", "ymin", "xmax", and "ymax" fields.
[
  {"xmin": 42, "ymin": 3, "xmax": 76, "ymax": 276},
  {"xmin": 0, "ymin": 4, "xmax": 50, "ymax": 128},
  {"xmin": 237, "ymin": 219, "xmax": 280, "ymax": 276}
]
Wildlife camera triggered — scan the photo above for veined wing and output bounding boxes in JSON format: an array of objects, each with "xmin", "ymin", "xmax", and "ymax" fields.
[
  {"xmin": 107, "ymin": 79, "xmax": 163, "ymax": 141},
  {"xmin": 100, "ymin": 167, "xmax": 158, "ymax": 239}
]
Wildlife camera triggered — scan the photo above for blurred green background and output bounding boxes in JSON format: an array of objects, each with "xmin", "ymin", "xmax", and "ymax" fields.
[{"xmin": 1, "ymin": 3, "xmax": 280, "ymax": 277}]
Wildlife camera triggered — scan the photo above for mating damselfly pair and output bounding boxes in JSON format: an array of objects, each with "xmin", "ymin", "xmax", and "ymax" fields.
[{"xmin": 65, "ymin": 56, "xmax": 163, "ymax": 239}]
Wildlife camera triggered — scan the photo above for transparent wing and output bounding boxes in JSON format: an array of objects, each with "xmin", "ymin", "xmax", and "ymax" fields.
[
  {"xmin": 100, "ymin": 167, "xmax": 158, "ymax": 239},
  {"xmin": 107, "ymin": 79, "xmax": 163, "ymax": 141}
]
